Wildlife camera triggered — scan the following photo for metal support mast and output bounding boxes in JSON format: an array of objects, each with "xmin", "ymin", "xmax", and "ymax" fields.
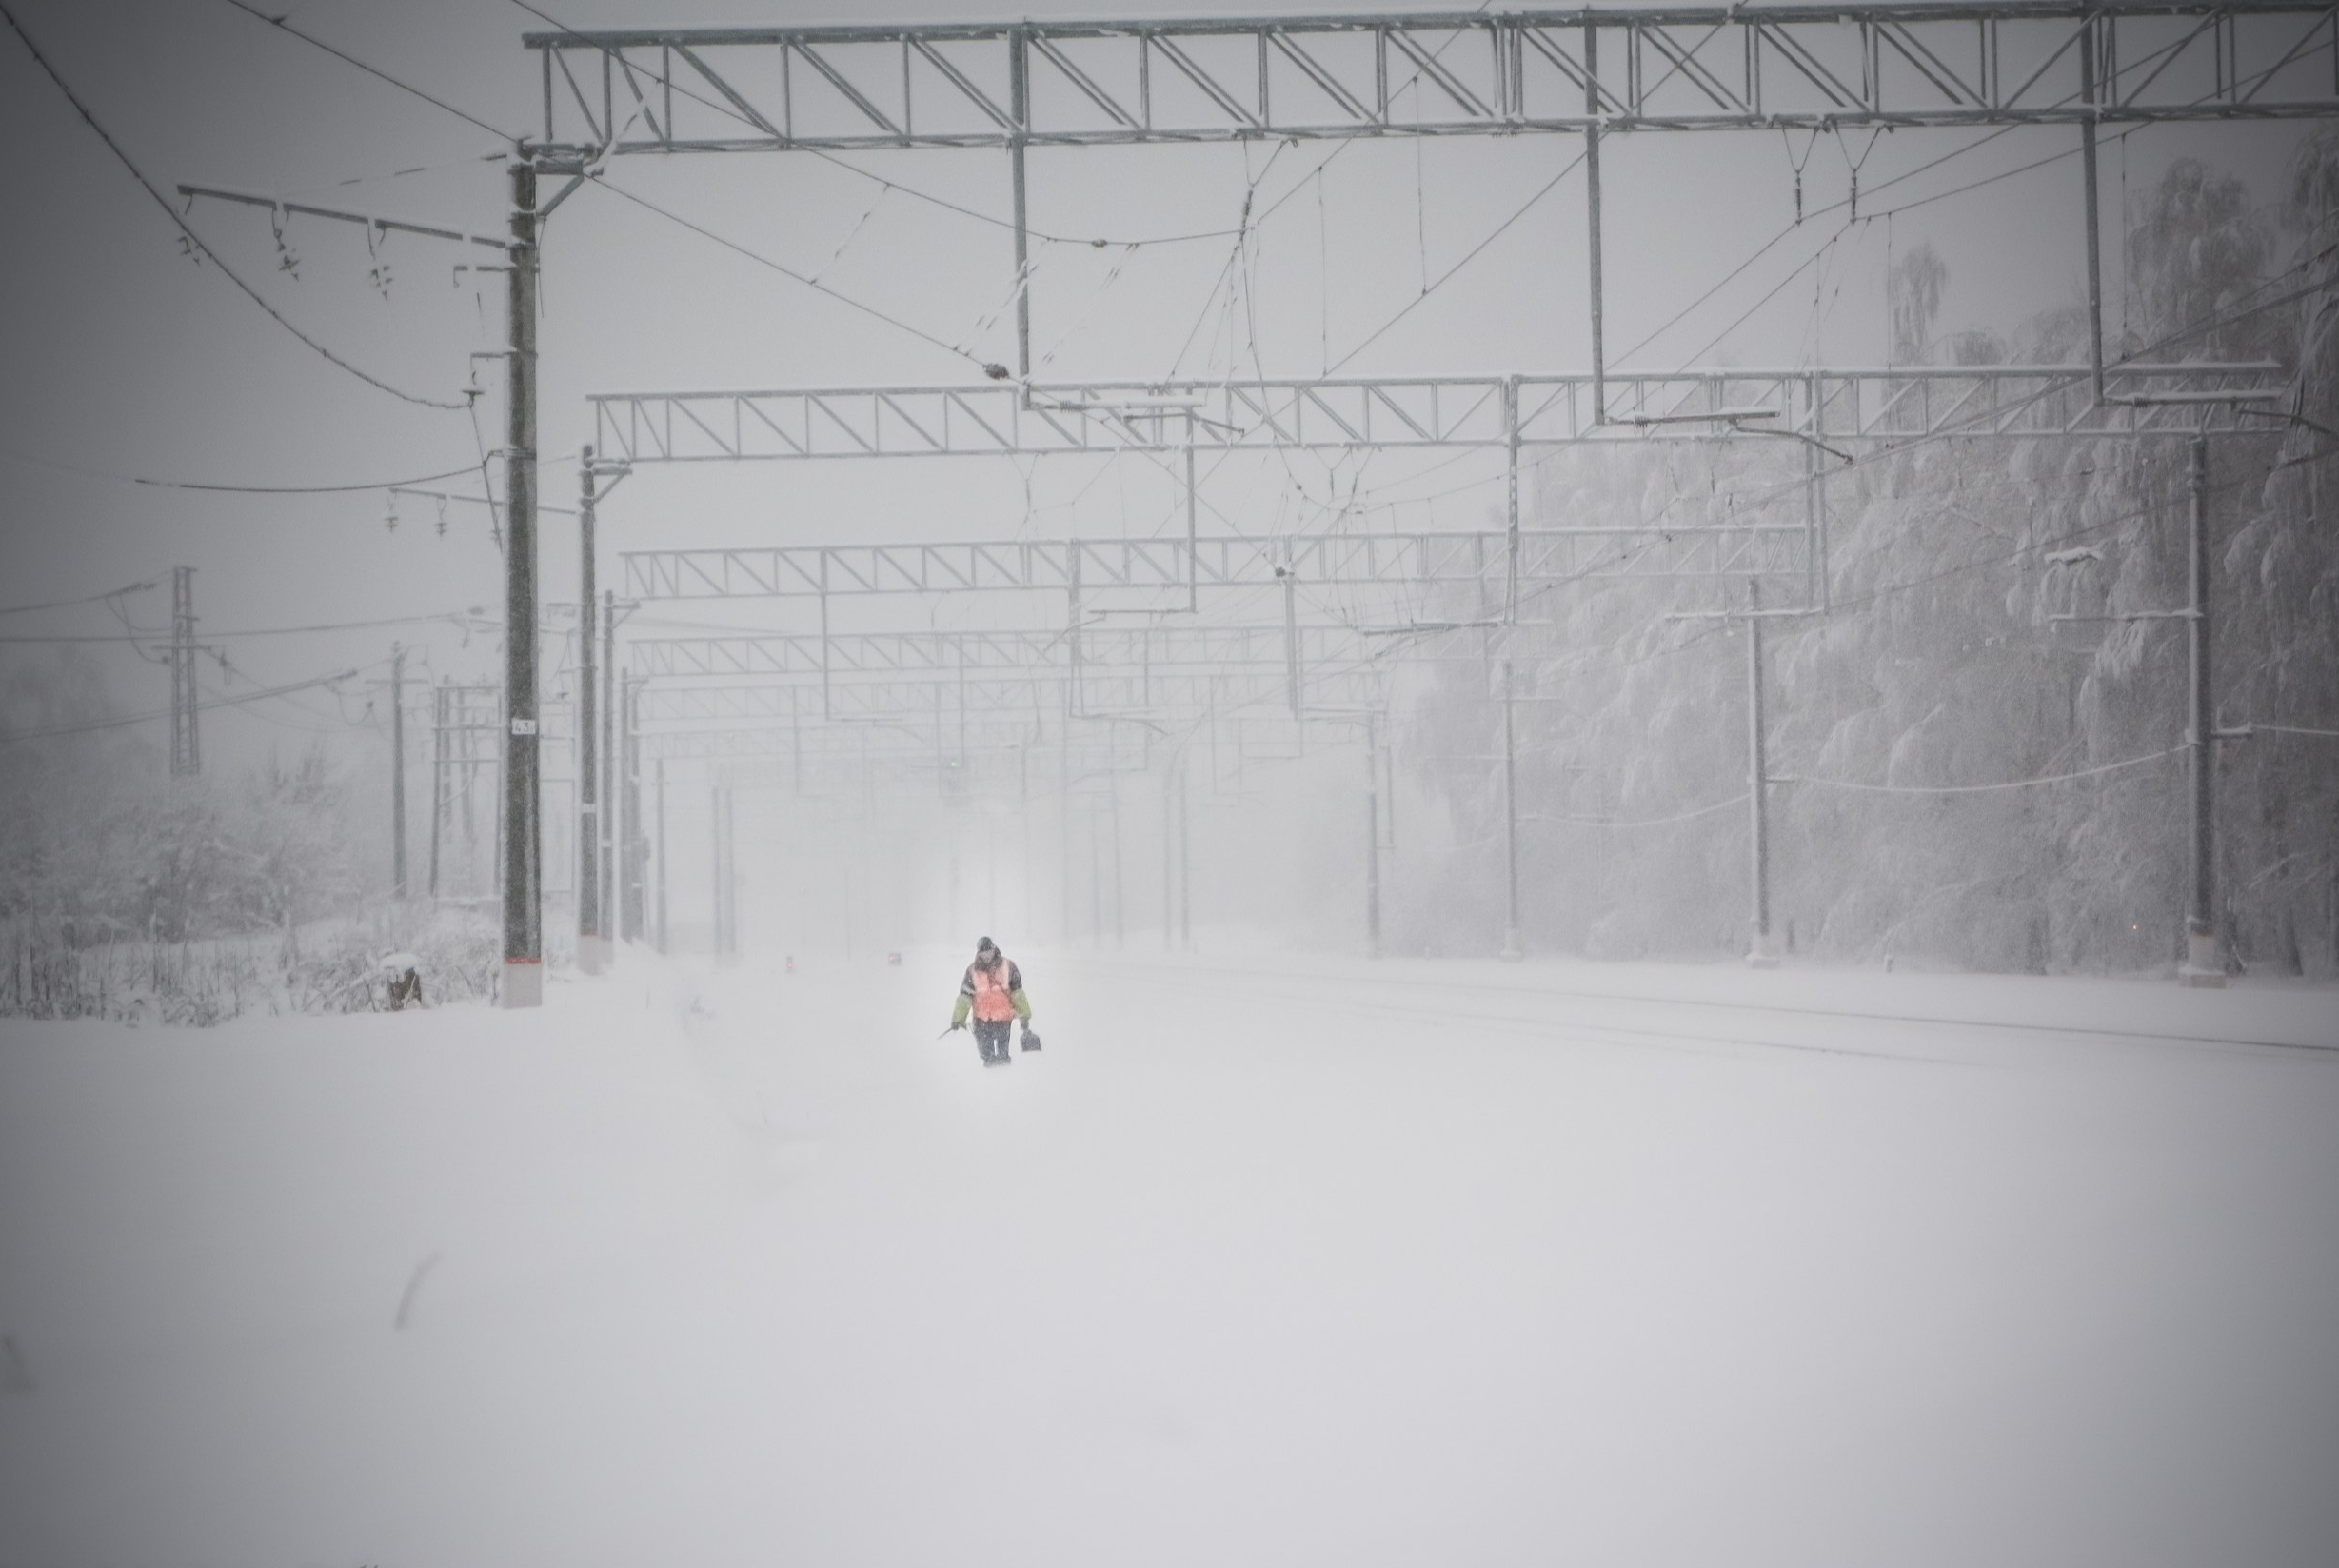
[
  {"xmin": 1161, "ymin": 759, "xmax": 1174, "ymax": 952},
  {"xmin": 577, "ymin": 448, "xmax": 605, "ymax": 972},
  {"xmin": 2081, "ymin": 19, "xmax": 2108, "ymax": 404},
  {"xmin": 1745, "ymin": 581, "xmax": 1779, "ymax": 967},
  {"xmin": 712, "ymin": 779, "xmax": 738, "ymax": 961},
  {"xmin": 428, "ymin": 679, "xmax": 446, "ymax": 900},
  {"xmin": 1365, "ymin": 711, "xmax": 1382, "ymax": 960},
  {"xmin": 623, "ymin": 672, "xmax": 645, "ymax": 942},
  {"xmin": 607, "ymin": 587, "xmax": 626, "ymax": 950},
  {"xmin": 1499, "ymin": 659, "xmax": 1522, "ymax": 962},
  {"xmin": 501, "ymin": 158, "xmax": 544, "ymax": 1009},
  {"xmin": 2182, "ymin": 435, "xmax": 2226, "ymax": 986},
  {"xmin": 1177, "ymin": 748, "xmax": 1193, "ymax": 951},
  {"xmin": 654, "ymin": 756, "xmax": 669, "ymax": 953},
  {"xmin": 1009, "ymin": 24, "xmax": 1032, "ymax": 383},
  {"xmin": 1583, "ymin": 21, "xmax": 1606, "ymax": 426},
  {"xmin": 390, "ymin": 644, "xmax": 407, "ymax": 898},
  {"xmin": 1504, "ymin": 375, "xmax": 1523, "ymax": 619}
]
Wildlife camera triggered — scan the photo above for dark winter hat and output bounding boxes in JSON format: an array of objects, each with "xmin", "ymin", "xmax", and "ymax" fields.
[{"xmin": 976, "ymin": 936, "xmax": 998, "ymax": 956}]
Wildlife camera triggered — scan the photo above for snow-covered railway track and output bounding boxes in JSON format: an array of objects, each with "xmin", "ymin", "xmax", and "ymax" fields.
[{"xmin": 1071, "ymin": 954, "xmax": 2339, "ymax": 1059}]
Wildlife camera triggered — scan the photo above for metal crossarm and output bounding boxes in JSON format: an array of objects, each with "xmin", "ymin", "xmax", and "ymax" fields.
[
  {"xmin": 632, "ymin": 666, "xmax": 1384, "ymax": 723},
  {"xmin": 528, "ymin": 4, "xmax": 2339, "ymax": 152},
  {"xmin": 590, "ymin": 365, "xmax": 2287, "ymax": 461},
  {"xmin": 628, "ymin": 625, "xmax": 1374, "ymax": 677},
  {"xmin": 620, "ymin": 526, "xmax": 1812, "ymax": 600},
  {"xmin": 641, "ymin": 729, "xmax": 1162, "ymax": 791}
]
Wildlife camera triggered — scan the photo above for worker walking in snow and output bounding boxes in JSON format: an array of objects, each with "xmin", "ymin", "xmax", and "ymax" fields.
[{"xmin": 946, "ymin": 936, "xmax": 1039, "ymax": 1067}]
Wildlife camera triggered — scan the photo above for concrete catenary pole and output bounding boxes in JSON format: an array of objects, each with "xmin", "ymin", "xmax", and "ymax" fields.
[
  {"xmin": 500, "ymin": 157, "xmax": 543, "ymax": 1009},
  {"xmin": 169, "ymin": 566, "xmax": 199, "ymax": 778}
]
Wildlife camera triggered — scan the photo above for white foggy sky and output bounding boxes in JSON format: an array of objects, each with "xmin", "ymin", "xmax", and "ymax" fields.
[{"xmin": 0, "ymin": 0, "xmax": 2310, "ymax": 774}]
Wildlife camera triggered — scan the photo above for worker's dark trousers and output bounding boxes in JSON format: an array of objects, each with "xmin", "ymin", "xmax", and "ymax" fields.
[{"xmin": 973, "ymin": 1018, "xmax": 1014, "ymax": 1062}]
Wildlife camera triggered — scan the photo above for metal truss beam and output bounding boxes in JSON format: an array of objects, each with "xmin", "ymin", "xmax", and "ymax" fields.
[
  {"xmin": 642, "ymin": 721, "xmax": 1149, "ymax": 765},
  {"xmin": 528, "ymin": 4, "xmax": 2339, "ymax": 153},
  {"xmin": 590, "ymin": 365, "xmax": 2286, "ymax": 461},
  {"xmin": 628, "ymin": 624, "xmax": 1378, "ymax": 678},
  {"xmin": 633, "ymin": 666, "xmax": 1384, "ymax": 724},
  {"xmin": 622, "ymin": 526, "xmax": 1809, "ymax": 601}
]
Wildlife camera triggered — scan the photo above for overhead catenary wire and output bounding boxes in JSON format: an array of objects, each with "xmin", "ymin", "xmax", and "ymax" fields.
[
  {"xmin": 1655, "ymin": 28, "xmax": 2319, "ymax": 370},
  {"xmin": 1779, "ymin": 747, "xmax": 2181, "ymax": 795},
  {"xmin": 1523, "ymin": 794, "xmax": 1751, "ymax": 829},
  {"xmin": 0, "ymin": 2, "xmax": 472, "ymax": 411},
  {"xmin": 1330, "ymin": 151, "xmax": 1586, "ymax": 374},
  {"xmin": 0, "ymin": 579, "xmax": 158, "ymax": 616},
  {"xmin": 214, "ymin": 0, "xmax": 515, "ymax": 144},
  {"xmin": 1625, "ymin": 230, "xmax": 2328, "ymax": 541},
  {"xmin": 1164, "ymin": 4, "xmax": 1497, "ymax": 386},
  {"xmin": 0, "ymin": 606, "xmax": 490, "ymax": 645},
  {"xmin": 585, "ymin": 174, "xmax": 983, "ymax": 368},
  {"xmin": 0, "ymin": 665, "xmax": 363, "ymax": 743},
  {"xmin": 0, "ymin": 451, "xmax": 488, "ymax": 494}
]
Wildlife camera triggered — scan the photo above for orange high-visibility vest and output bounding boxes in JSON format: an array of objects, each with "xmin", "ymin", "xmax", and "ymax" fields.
[{"xmin": 969, "ymin": 960, "xmax": 1017, "ymax": 1022}]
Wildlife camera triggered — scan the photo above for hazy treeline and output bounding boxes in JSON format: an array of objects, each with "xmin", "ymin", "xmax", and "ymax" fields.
[
  {"xmin": 1399, "ymin": 146, "xmax": 2339, "ymax": 976},
  {"xmin": 0, "ymin": 653, "xmax": 499, "ymax": 1020}
]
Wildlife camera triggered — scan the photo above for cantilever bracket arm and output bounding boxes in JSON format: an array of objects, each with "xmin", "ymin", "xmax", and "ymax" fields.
[
  {"xmin": 538, "ymin": 171, "xmax": 591, "ymax": 220},
  {"xmin": 2236, "ymin": 405, "xmax": 2339, "ymax": 445},
  {"xmin": 587, "ymin": 458, "xmax": 634, "ymax": 505},
  {"xmin": 1730, "ymin": 419, "xmax": 1852, "ymax": 465}
]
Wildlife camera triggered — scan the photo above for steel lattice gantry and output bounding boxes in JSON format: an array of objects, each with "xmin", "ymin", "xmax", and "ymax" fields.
[
  {"xmin": 527, "ymin": 3, "xmax": 2339, "ymax": 151},
  {"xmin": 589, "ymin": 364, "xmax": 2289, "ymax": 463},
  {"xmin": 518, "ymin": 3, "xmax": 2339, "ymax": 970},
  {"xmin": 619, "ymin": 525, "xmax": 1808, "ymax": 602},
  {"xmin": 634, "ymin": 667, "xmax": 1384, "ymax": 724},
  {"xmin": 629, "ymin": 625, "xmax": 1402, "ymax": 678}
]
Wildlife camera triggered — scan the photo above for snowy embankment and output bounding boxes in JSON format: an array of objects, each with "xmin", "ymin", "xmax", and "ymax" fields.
[{"xmin": 2, "ymin": 953, "xmax": 2334, "ymax": 1567}]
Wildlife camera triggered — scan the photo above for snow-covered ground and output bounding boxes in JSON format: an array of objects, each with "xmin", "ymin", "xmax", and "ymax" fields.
[{"xmin": 2, "ymin": 950, "xmax": 2334, "ymax": 1567}]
